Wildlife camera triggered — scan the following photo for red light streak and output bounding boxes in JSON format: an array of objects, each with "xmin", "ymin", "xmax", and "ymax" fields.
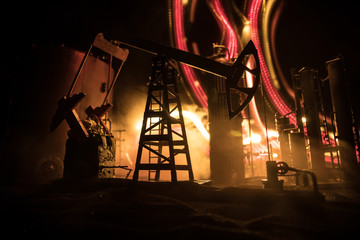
[
  {"xmin": 247, "ymin": 0, "xmax": 296, "ymax": 125},
  {"xmin": 172, "ymin": 0, "xmax": 208, "ymax": 109},
  {"xmin": 209, "ymin": 0, "xmax": 238, "ymax": 59},
  {"xmin": 173, "ymin": 0, "xmax": 295, "ymax": 130}
]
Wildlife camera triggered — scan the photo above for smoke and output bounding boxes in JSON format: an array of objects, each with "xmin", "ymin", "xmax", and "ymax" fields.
[
  {"xmin": 112, "ymin": 83, "xmax": 147, "ymax": 175},
  {"xmin": 181, "ymin": 104, "xmax": 210, "ymax": 180},
  {"xmin": 112, "ymin": 86, "xmax": 210, "ymax": 180}
]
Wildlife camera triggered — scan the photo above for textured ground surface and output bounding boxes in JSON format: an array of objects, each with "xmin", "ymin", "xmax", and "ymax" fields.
[{"xmin": 1, "ymin": 179, "xmax": 360, "ymax": 239}]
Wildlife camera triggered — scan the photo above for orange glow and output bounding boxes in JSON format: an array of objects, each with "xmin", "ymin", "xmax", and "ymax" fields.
[
  {"xmin": 171, "ymin": 110, "xmax": 209, "ymax": 141},
  {"xmin": 246, "ymin": 56, "xmax": 266, "ymax": 135},
  {"xmin": 243, "ymin": 133, "xmax": 262, "ymax": 144},
  {"xmin": 135, "ymin": 110, "xmax": 210, "ymax": 141}
]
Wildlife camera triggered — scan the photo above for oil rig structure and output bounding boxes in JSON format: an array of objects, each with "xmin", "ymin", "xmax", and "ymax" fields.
[{"xmin": 50, "ymin": 33, "xmax": 360, "ymax": 189}]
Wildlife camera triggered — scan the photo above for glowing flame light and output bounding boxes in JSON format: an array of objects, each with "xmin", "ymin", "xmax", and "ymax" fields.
[
  {"xmin": 125, "ymin": 152, "xmax": 133, "ymax": 165},
  {"xmin": 243, "ymin": 133, "xmax": 262, "ymax": 145},
  {"xmin": 171, "ymin": 110, "xmax": 210, "ymax": 141},
  {"xmin": 135, "ymin": 110, "xmax": 210, "ymax": 141}
]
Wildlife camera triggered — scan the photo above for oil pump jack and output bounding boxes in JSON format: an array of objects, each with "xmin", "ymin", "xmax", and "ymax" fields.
[
  {"xmin": 115, "ymin": 35, "xmax": 260, "ymax": 182},
  {"xmin": 50, "ymin": 33, "xmax": 260, "ymax": 181},
  {"xmin": 50, "ymin": 34, "xmax": 130, "ymax": 179}
]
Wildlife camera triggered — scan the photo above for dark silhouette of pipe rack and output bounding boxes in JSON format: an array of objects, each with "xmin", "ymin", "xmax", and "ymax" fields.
[{"xmin": 132, "ymin": 57, "xmax": 194, "ymax": 182}]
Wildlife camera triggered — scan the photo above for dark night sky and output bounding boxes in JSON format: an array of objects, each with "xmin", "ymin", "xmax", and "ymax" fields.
[
  {"xmin": 0, "ymin": 0, "xmax": 359, "ymax": 125},
  {"xmin": 0, "ymin": 1, "xmax": 357, "ymax": 68},
  {"xmin": 1, "ymin": 0, "xmax": 358, "ymax": 84},
  {"xmin": 1, "ymin": 0, "xmax": 359, "ymax": 122},
  {"xmin": 2, "ymin": 0, "xmax": 359, "ymax": 138},
  {"xmin": 1, "ymin": 0, "xmax": 359, "ymax": 184},
  {"xmin": 1, "ymin": 1, "xmax": 169, "ymax": 52},
  {"xmin": 276, "ymin": 0, "xmax": 360, "ymax": 77}
]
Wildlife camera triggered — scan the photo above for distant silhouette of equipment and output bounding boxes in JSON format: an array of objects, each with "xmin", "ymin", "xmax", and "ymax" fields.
[
  {"xmin": 277, "ymin": 62, "xmax": 360, "ymax": 183},
  {"xmin": 262, "ymin": 161, "xmax": 318, "ymax": 192},
  {"xmin": 276, "ymin": 161, "xmax": 318, "ymax": 192}
]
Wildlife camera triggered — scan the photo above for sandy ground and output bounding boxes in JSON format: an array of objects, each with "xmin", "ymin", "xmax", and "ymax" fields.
[{"xmin": 1, "ymin": 178, "xmax": 360, "ymax": 239}]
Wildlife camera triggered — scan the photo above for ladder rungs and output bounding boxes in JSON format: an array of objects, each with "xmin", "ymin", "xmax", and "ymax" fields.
[
  {"xmin": 170, "ymin": 117, "xmax": 180, "ymax": 124},
  {"xmin": 174, "ymin": 148, "xmax": 187, "ymax": 154},
  {"xmin": 144, "ymin": 140, "xmax": 186, "ymax": 146},
  {"xmin": 143, "ymin": 134, "xmax": 169, "ymax": 141},
  {"xmin": 137, "ymin": 164, "xmax": 191, "ymax": 171},
  {"xmin": 150, "ymin": 84, "xmax": 165, "ymax": 91},
  {"xmin": 145, "ymin": 111, "xmax": 180, "ymax": 124},
  {"xmin": 133, "ymin": 59, "xmax": 194, "ymax": 182},
  {"xmin": 146, "ymin": 110, "xmax": 166, "ymax": 117},
  {"xmin": 173, "ymin": 140, "xmax": 185, "ymax": 145},
  {"xmin": 150, "ymin": 84, "xmax": 176, "ymax": 91}
]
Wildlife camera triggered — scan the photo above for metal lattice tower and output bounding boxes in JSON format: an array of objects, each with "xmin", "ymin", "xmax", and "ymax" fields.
[{"xmin": 132, "ymin": 57, "xmax": 194, "ymax": 182}]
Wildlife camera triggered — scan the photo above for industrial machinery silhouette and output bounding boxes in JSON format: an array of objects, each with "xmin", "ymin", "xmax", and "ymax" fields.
[
  {"xmin": 50, "ymin": 33, "xmax": 260, "ymax": 182},
  {"xmin": 117, "ymin": 35, "xmax": 260, "ymax": 182},
  {"xmin": 50, "ymin": 34, "xmax": 131, "ymax": 179},
  {"xmin": 132, "ymin": 57, "xmax": 194, "ymax": 181}
]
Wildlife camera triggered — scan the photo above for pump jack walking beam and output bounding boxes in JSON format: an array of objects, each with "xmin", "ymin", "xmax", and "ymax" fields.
[{"xmin": 116, "ymin": 36, "xmax": 260, "ymax": 119}]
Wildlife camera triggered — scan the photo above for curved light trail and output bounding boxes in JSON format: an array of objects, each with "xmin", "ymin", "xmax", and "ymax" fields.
[
  {"xmin": 247, "ymin": 0, "xmax": 296, "ymax": 125},
  {"xmin": 172, "ymin": 0, "xmax": 208, "ymax": 109},
  {"xmin": 171, "ymin": 0, "xmax": 285, "ymax": 149},
  {"xmin": 269, "ymin": 0, "xmax": 295, "ymax": 100},
  {"xmin": 171, "ymin": 110, "xmax": 210, "ymax": 141},
  {"xmin": 261, "ymin": 0, "xmax": 281, "ymax": 91},
  {"xmin": 171, "ymin": 0, "xmax": 296, "ymax": 126},
  {"xmin": 208, "ymin": 0, "xmax": 238, "ymax": 59},
  {"xmin": 168, "ymin": 0, "xmax": 343, "ymax": 168}
]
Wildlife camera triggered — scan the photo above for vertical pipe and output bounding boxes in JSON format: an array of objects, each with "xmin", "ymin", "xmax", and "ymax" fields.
[
  {"xmin": 299, "ymin": 68, "xmax": 325, "ymax": 175},
  {"xmin": 289, "ymin": 68, "xmax": 307, "ymax": 169},
  {"xmin": 326, "ymin": 58, "xmax": 360, "ymax": 182},
  {"xmin": 247, "ymin": 107, "xmax": 254, "ymax": 176},
  {"xmin": 261, "ymin": 79, "xmax": 271, "ymax": 163},
  {"xmin": 290, "ymin": 68, "xmax": 304, "ymax": 133},
  {"xmin": 207, "ymin": 57, "xmax": 244, "ymax": 184},
  {"xmin": 289, "ymin": 132, "xmax": 308, "ymax": 169},
  {"xmin": 275, "ymin": 116, "xmax": 290, "ymax": 162}
]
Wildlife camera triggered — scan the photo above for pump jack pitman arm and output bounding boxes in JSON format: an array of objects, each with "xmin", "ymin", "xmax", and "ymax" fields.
[{"xmin": 115, "ymin": 35, "xmax": 260, "ymax": 119}]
